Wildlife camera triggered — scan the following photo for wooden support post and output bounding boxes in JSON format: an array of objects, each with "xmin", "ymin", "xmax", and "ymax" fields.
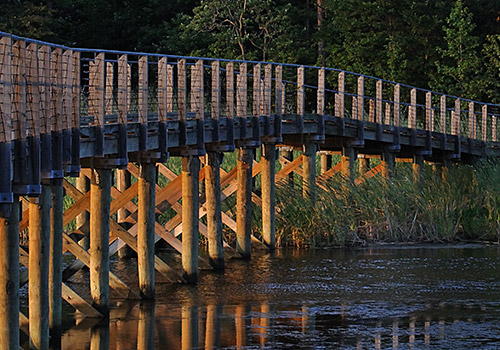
[
  {"xmin": 204, "ymin": 153, "xmax": 224, "ymax": 270},
  {"xmin": 341, "ymin": 147, "xmax": 356, "ymax": 182},
  {"xmin": 302, "ymin": 143, "xmax": 317, "ymax": 200},
  {"xmin": 182, "ymin": 156, "xmax": 200, "ymax": 283},
  {"xmin": 117, "ymin": 168, "xmax": 134, "ymax": 259},
  {"xmin": 358, "ymin": 155, "xmax": 370, "ymax": 176},
  {"xmin": 0, "ymin": 199, "xmax": 20, "ymax": 350},
  {"xmin": 76, "ymin": 172, "xmax": 90, "ymax": 249},
  {"xmin": 413, "ymin": 154, "xmax": 424, "ymax": 185},
  {"xmin": 236, "ymin": 148, "xmax": 253, "ymax": 258},
  {"xmin": 261, "ymin": 143, "xmax": 276, "ymax": 250},
  {"xmin": 320, "ymin": 153, "xmax": 332, "ymax": 175},
  {"xmin": 90, "ymin": 168, "xmax": 111, "ymax": 316},
  {"xmin": 137, "ymin": 162, "xmax": 156, "ymax": 298},
  {"xmin": 49, "ymin": 179, "xmax": 63, "ymax": 336},
  {"xmin": 381, "ymin": 152, "xmax": 395, "ymax": 179},
  {"xmin": 29, "ymin": 186, "xmax": 51, "ymax": 350}
]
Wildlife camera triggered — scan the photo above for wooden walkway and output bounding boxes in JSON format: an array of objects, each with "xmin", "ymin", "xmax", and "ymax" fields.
[{"xmin": 1, "ymin": 31, "xmax": 500, "ymax": 348}]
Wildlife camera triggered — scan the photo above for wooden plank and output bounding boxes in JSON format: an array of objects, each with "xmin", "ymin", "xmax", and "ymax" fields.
[
  {"xmin": 72, "ymin": 51, "xmax": 80, "ymax": 130},
  {"xmin": 62, "ymin": 284, "xmax": 103, "ymax": 318},
  {"xmin": 440, "ymin": 95, "xmax": 446, "ymax": 134},
  {"xmin": 338, "ymin": 72, "xmax": 345, "ymax": 118},
  {"xmin": 0, "ymin": 36, "xmax": 12, "ymax": 143},
  {"xmin": 354, "ymin": 164, "xmax": 383, "ymax": 185},
  {"xmin": 211, "ymin": 61, "xmax": 220, "ymax": 118},
  {"xmin": 426, "ymin": 91, "xmax": 432, "ymax": 131},
  {"xmin": 394, "ymin": 84, "xmax": 400, "ymax": 127},
  {"xmin": 38, "ymin": 45, "xmax": 51, "ymax": 136},
  {"xmin": 275, "ymin": 65, "xmax": 283, "ymax": 116},
  {"xmin": 253, "ymin": 64, "xmax": 261, "ymax": 117},
  {"xmin": 236, "ymin": 62, "xmax": 247, "ymax": 117},
  {"xmin": 19, "ymin": 312, "xmax": 29, "ymax": 335},
  {"xmin": 409, "ymin": 88, "xmax": 417, "ymax": 129},
  {"xmin": 482, "ymin": 105, "xmax": 487, "ymax": 142},
  {"xmin": 368, "ymin": 99, "xmax": 375, "ymax": 122},
  {"xmin": 317, "ymin": 161, "xmax": 342, "ymax": 182},
  {"xmin": 226, "ymin": 62, "xmax": 234, "ymax": 118},
  {"xmin": 317, "ymin": 68, "xmax": 325, "ymax": 115},
  {"xmin": 12, "ymin": 40, "xmax": 27, "ymax": 140},
  {"xmin": 453, "ymin": 98, "xmax": 461, "ymax": 136},
  {"xmin": 264, "ymin": 64, "xmax": 272, "ymax": 116},
  {"xmin": 493, "ymin": 115, "xmax": 497, "ymax": 142},
  {"xmin": 178, "ymin": 59, "xmax": 186, "ymax": 120},
  {"xmin": 138, "ymin": 56, "xmax": 148, "ymax": 124},
  {"xmin": 63, "ymin": 49, "xmax": 74, "ymax": 132},
  {"xmin": 110, "ymin": 181, "xmax": 138, "ymax": 215},
  {"xmin": 376, "ymin": 79, "xmax": 382, "ymax": 123},
  {"xmin": 469, "ymin": 102, "xmax": 475, "ymax": 139},
  {"xmin": 26, "ymin": 43, "xmax": 41, "ymax": 138},
  {"xmin": 118, "ymin": 55, "xmax": 128, "ymax": 124},
  {"xmin": 297, "ymin": 66, "xmax": 305, "ymax": 115},
  {"xmin": 385, "ymin": 102, "xmax": 391, "ymax": 125},
  {"xmin": 357, "ymin": 76, "xmax": 364, "ymax": 120},
  {"xmin": 89, "ymin": 53, "xmax": 104, "ymax": 127},
  {"xmin": 275, "ymin": 155, "xmax": 304, "ymax": 182},
  {"xmin": 192, "ymin": 60, "xmax": 204, "ymax": 119},
  {"xmin": 105, "ymin": 61, "xmax": 113, "ymax": 115}
]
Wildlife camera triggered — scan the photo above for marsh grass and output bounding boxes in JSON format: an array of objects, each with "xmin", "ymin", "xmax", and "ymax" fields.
[{"xmin": 271, "ymin": 161, "xmax": 500, "ymax": 247}]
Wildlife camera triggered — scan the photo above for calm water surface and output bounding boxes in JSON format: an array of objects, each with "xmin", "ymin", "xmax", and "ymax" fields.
[{"xmin": 35, "ymin": 244, "xmax": 500, "ymax": 349}]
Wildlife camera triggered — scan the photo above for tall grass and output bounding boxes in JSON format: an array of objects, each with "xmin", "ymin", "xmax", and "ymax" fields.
[{"xmin": 270, "ymin": 161, "xmax": 500, "ymax": 247}]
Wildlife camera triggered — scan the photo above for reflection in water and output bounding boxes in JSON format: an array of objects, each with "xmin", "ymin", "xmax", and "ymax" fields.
[{"xmin": 53, "ymin": 245, "xmax": 499, "ymax": 349}]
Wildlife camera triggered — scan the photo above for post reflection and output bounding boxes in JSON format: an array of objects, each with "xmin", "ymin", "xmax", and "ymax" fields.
[
  {"xmin": 205, "ymin": 304, "xmax": 221, "ymax": 350},
  {"xmin": 90, "ymin": 323, "xmax": 109, "ymax": 350},
  {"xmin": 181, "ymin": 304, "xmax": 198, "ymax": 350},
  {"xmin": 138, "ymin": 301, "xmax": 155, "ymax": 350}
]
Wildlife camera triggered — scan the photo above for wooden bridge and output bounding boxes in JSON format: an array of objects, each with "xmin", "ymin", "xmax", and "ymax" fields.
[{"xmin": 1, "ymin": 31, "xmax": 500, "ymax": 348}]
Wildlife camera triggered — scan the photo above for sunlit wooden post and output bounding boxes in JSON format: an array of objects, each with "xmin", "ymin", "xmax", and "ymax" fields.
[
  {"xmin": 236, "ymin": 62, "xmax": 253, "ymax": 259},
  {"xmin": 261, "ymin": 64, "xmax": 276, "ymax": 249},
  {"xmin": 204, "ymin": 61, "xmax": 224, "ymax": 269}
]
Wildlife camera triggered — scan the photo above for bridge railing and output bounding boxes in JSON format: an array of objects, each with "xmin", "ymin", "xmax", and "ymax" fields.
[{"xmin": 1, "ymin": 30, "xmax": 500, "ymax": 161}]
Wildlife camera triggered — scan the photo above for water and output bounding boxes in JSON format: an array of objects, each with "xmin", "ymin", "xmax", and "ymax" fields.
[{"xmin": 36, "ymin": 244, "xmax": 500, "ymax": 349}]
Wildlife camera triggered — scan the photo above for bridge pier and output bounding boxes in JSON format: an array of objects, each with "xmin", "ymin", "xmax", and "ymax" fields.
[
  {"xmin": 381, "ymin": 151, "xmax": 395, "ymax": 179},
  {"xmin": 341, "ymin": 147, "xmax": 356, "ymax": 181},
  {"xmin": 261, "ymin": 142, "xmax": 276, "ymax": 250},
  {"xmin": 0, "ymin": 198, "xmax": 20, "ymax": 350},
  {"xmin": 236, "ymin": 148, "xmax": 253, "ymax": 259},
  {"xmin": 205, "ymin": 152, "xmax": 224, "ymax": 270},
  {"xmin": 49, "ymin": 179, "xmax": 64, "ymax": 338},
  {"xmin": 302, "ymin": 143, "xmax": 317, "ymax": 199},
  {"xmin": 29, "ymin": 185, "xmax": 51, "ymax": 350},
  {"xmin": 182, "ymin": 155, "xmax": 200, "ymax": 283},
  {"xmin": 413, "ymin": 154, "xmax": 424, "ymax": 184},
  {"xmin": 358, "ymin": 155, "xmax": 370, "ymax": 176},
  {"xmin": 137, "ymin": 162, "xmax": 156, "ymax": 298},
  {"xmin": 90, "ymin": 167, "xmax": 112, "ymax": 316},
  {"xmin": 320, "ymin": 153, "xmax": 332, "ymax": 175}
]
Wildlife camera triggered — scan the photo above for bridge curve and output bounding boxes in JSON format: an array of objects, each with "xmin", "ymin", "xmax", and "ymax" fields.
[{"xmin": 0, "ymin": 31, "xmax": 499, "ymax": 348}]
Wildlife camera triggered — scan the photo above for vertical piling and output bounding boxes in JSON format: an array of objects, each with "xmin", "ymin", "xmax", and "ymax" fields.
[
  {"xmin": 204, "ymin": 153, "xmax": 224, "ymax": 270},
  {"xmin": 358, "ymin": 155, "xmax": 370, "ymax": 176},
  {"xmin": 182, "ymin": 156, "xmax": 200, "ymax": 283},
  {"xmin": 413, "ymin": 154, "xmax": 424, "ymax": 184},
  {"xmin": 320, "ymin": 153, "xmax": 332, "ymax": 175},
  {"xmin": 236, "ymin": 148, "xmax": 253, "ymax": 258},
  {"xmin": 29, "ymin": 185, "xmax": 51, "ymax": 350},
  {"xmin": 341, "ymin": 147, "xmax": 356, "ymax": 182},
  {"xmin": 280, "ymin": 148, "xmax": 293, "ymax": 187},
  {"xmin": 137, "ymin": 162, "xmax": 156, "ymax": 298},
  {"xmin": 381, "ymin": 151, "xmax": 395, "ymax": 179},
  {"xmin": 0, "ymin": 199, "xmax": 20, "ymax": 350},
  {"xmin": 261, "ymin": 143, "xmax": 276, "ymax": 249},
  {"xmin": 302, "ymin": 143, "xmax": 317, "ymax": 200},
  {"xmin": 49, "ymin": 179, "xmax": 63, "ymax": 336},
  {"xmin": 90, "ymin": 168, "xmax": 111, "ymax": 316}
]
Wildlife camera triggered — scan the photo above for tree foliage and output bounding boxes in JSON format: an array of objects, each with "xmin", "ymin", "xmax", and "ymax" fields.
[{"xmin": 1, "ymin": 0, "xmax": 500, "ymax": 101}]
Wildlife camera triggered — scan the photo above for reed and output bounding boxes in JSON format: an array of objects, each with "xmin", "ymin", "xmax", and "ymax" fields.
[{"xmin": 270, "ymin": 161, "xmax": 500, "ymax": 247}]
